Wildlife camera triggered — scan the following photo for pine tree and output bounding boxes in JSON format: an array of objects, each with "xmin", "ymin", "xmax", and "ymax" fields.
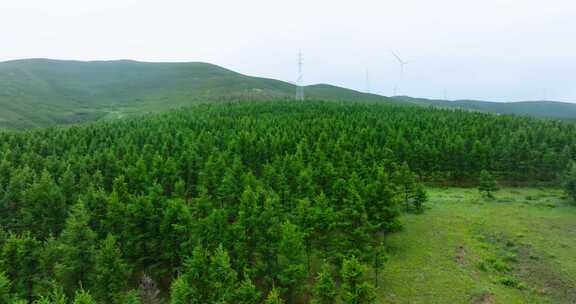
[
  {"xmin": 181, "ymin": 246, "xmax": 210, "ymax": 303},
  {"xmin": 311, "ymin": 262, "xmax": 337, "ymax": 304},
  {"xmin": 341, "ymin": 256, "xmax": 376, "ymax": 304},
  {"xmin": 393, "ymin": 162, "xmax": 417, "ymax": 209},
  {"xmin": 333, "ymin": 179, "xmax": 373, "ymax": 260},
  {"xmin": 93, "ymin": 234, "xmax": 130, "ymax": 303},
  {"xmin": 55, "ymin": 201, "xmax": 97, "ymax": 296},
  {"xmin": 0, "ymin": 167, "xmax": 33, "ymax": 230},
  {"xmin": 233, "ymin": 186, "xmax": 262, "ymax": 271},
  {"xmin": 59, "ymin": 166, "xmax": 77, "ymax": 205},
  {"xmin": 36, "ymin": 237, "xmax": 62, "ymax": 295},
  {"xmin": 479, "ymin": 170, "xmax": 498, "ymax": 198},
  {"xmin": 72, "ymin": 289, "xmax": 97, "ymax": 304},
  {"xmin": 264, "ymin": 287, "xmax": 285, "ymax": 304},
  {"xmin": 365, "ymin": 169, "xmax": 401, "ymax": 232},
  {"xmin": 276, "ymin": 221, "xmax": 307, "ymax": 303},
  {"xmin": 159, "ymin": 199, "xmax": 194, "ymax": 274},
  {"xmin": 310, "ymin": 193, "xmax": 336, "ymax": 259},
  {"xmin": 293, "ymin": 198, "xmax": 314, "ymax": 271},
  {"xmin": 122, "ymin": 291, "xmax": 142, "ymax": 304},
  {"xmin": 34, "ymin": 282, "xmax": 68, "ymax": 304},
  {"xmin": 169, "ymin": 276, "xmax": 191, "ymax": 304},
  {"xmin": 0, "ymin": 232, "xmax": 40, "ymax": 302},
  {"xmin": 233, "ymin": 275, "xmax": 261, "ymax": 304},
  {"xmin": 0, "ymin": 272, "xmax": 15, "ymax": 304},
  {"xmin": 372, "ymin": 242, "xmax": 388, "ymax": 288},
  {"xmin": 21, "ymin": 170, "xmax": 67, "ymax": 238},
  {"xmin": 564, "ymin": 162, "xmax": 576, "ymax": 204},
  {"xmin": 208, "ymin": 245, "xmax": 238, "ymax": 303},
  {"xmin": 412, "ymin": 184, "xmax": 428, "ymax": 214}
]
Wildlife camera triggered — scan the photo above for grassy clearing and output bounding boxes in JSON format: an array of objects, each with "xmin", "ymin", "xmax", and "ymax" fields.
[{"xmin": 379, "ymin": 187, "xmax": 576, "ymax": 304}]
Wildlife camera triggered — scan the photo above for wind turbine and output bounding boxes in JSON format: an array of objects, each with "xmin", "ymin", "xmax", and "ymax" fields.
[{"xmin": 391, "ymin": 51, "xmax": 411, "ymax": 96}]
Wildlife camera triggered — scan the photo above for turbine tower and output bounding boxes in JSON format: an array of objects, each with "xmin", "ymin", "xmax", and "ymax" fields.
[
  {"xmin": 391, "ymin": 51, "xmax": 411, "ymax": 96},
  {"xmin": 296, "ymin": 52, "xmax": 305, "ymax": 101}
]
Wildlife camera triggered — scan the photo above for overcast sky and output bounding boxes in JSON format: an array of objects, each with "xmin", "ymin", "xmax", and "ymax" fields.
[{"xmin": 1, "ymin": 0, "xmax": 575, "ymax": 102}]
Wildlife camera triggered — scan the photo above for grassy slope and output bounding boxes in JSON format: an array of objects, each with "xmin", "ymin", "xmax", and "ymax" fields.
[
  {"xmin": 380, "ymin": 187, "xmax": 576, "ymax": 304},
  {"xmin": 0, "ymin": 59, "xmax": 390, "ymax": 129}
]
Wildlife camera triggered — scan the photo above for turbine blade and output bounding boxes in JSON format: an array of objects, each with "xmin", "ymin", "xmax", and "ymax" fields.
[{"xmin": 390, "ymin": 51, "xmax": 404, "ymax": 64}]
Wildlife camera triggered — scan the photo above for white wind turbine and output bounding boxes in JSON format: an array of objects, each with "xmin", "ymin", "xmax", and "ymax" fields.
[{"xmin": 391, "ymin": 50, "xmax": 412, "ymax": 96}]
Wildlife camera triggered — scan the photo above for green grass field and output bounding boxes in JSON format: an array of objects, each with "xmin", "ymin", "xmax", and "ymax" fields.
[{"xmin": 379, "ymin": 187, "xmax": 576, "ymax": 304}]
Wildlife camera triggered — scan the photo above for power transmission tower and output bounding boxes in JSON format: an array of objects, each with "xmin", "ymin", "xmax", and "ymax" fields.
[{"xmin": 296, "ymin": 52, "xmax": 305, "ymax": 100}]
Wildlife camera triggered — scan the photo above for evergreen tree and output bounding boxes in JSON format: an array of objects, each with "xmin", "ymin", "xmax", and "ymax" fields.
[
  {"xmin": 180, "ymin": 246, "xmax": 210, "ymax": 303},
  {"xmin": 372, "ymin": 242, "xmax": 388, "ymax": 288},
  {"xmin": 364, "ymin": 169, "xmax": 401, "ymax": 232},
  {"xmin": 333, "ymin": 179, "xmax": 374, "ymax": 260},
  {"xmin": 55, "ymin": 201, "xmax": 97, "ymax": 296},
  {"xmin": 169, "ymin": 276, "xmax": 191, "ymax": 304},
  {"xmin": 93, "ymin": 234, "xmax": 130, "ymax": 303},
  {"xmin": 393, "ymin": 162, "xmax": 417, "ymax": 209},
  {"xmin": 159, "ymin": 199, "xmax": 194, "ymax": 274},
  {"xmin": 0, "ymin": 272, "xmax": 16, "ymax": 304},
  {"xmin": 412, "ymin": 184, "xmax": 428, "ymax": 214},
  {"xmin": 479, "ymin": 170, "xmax": 498, "ymax": 198},
  {"xmin": 72, "ymin": 289, "xmax": 97, "ymax": 304},
  {"xmin": 233, "ymin": 186, "xmax": 262, "ymax": 271},
  {"xmin": 122, "ymin": 291, "xmax": 142, "ymax": 304},
  {"xmin": 0, "ymin": 167, "xmax": 33, "ymax": 230},
  {"xmin": 264, "ymin": 287, "xmax": 285, "ymax": 304},
  {"xmin": 233, "ymin": 275, "xmax": 261, "ymax": 304},
  {"xmin": 310, "ymin": 193, "xmax": 336, "ymax": 258},
  {"xmin": 0, "ymin": 232, "xmax": 40, "ymax": 302},
  {"xmin": 311, "ymin": 262, "xmax": 337, "ymax": 304},
  {"xmin": 208, "ymin": 245, "xmax": 238, "ymax": 303},
  {"xmin": 341, "ymin": 256, "xmax": 376, "ymax": 304},
  {"xmin": 20, "ymin": 170, "xmax": 66, "ymax": 238},
  {"xmin": 59, "ymin": 167, "xmax": 77, "ymax": 205},
  {"xmin": 564, "ymin": 162, "xmax": 576, "ymax": 204},
  {"xmin": 34, "ymin": 282, "xmax": 68, "ymax": 304},
  {"xmin": 276, "ymin": 221, "xmax": 307, "ymax": 303},
  {"xmin": 36, "ymin": 237, "xmax": 61, "ymax": 295}
]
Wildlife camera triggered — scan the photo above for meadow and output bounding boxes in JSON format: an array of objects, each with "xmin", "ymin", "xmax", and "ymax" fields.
[{"xmin": 381, "ymin": 187, "xmax": 576, "ymax": 304}]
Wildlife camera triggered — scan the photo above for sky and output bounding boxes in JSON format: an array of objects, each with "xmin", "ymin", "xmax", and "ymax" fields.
[{"xmin": 1, "ymin": 0, "xmax": 575, "ymax": 102}]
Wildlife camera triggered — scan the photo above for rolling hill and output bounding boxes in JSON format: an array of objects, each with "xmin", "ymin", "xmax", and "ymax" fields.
[
  {"xmin": 393, "ymin": 96, "xmax": 576, "ymax": 120},
  {"xmin": 0, "ymin": 59, "xmax": 389, "ymax": 128},
  {"xmin": 0, "ymin": 58, "xmax": 574, "ymax": 128}
]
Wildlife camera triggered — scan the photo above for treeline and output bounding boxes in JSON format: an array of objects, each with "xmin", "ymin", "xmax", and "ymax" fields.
[{"xmin": 0, "ymin": 101, "xmax": 574, "ymax": 303}]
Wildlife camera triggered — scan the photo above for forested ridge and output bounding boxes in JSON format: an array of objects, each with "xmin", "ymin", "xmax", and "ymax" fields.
[{"xmin": 0, "ymin": 101, "xmax": 575, "ymax": 303}]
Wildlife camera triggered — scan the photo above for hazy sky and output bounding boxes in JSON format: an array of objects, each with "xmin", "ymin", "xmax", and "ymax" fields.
[{"xmin": 1, "ymin": 0, "xmax": 575, "ymax": 102}]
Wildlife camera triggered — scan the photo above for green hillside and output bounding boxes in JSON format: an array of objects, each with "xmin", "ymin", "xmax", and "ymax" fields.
[
  {"xmin": 0, "ymin": 59, "xmax": 388, "ymax": 129},
  {"xmin": 1, "ymin": 58, "xmax": 575, "ymax": 129}
]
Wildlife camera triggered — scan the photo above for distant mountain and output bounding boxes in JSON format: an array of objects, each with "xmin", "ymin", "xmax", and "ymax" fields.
[
  {"xmin": 0, "ymin": 59, "xmax": 574, "ymax": 128},
  {"xmin": 392, "ymin": 96, "xmax": 576, "ymax": 120}
]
